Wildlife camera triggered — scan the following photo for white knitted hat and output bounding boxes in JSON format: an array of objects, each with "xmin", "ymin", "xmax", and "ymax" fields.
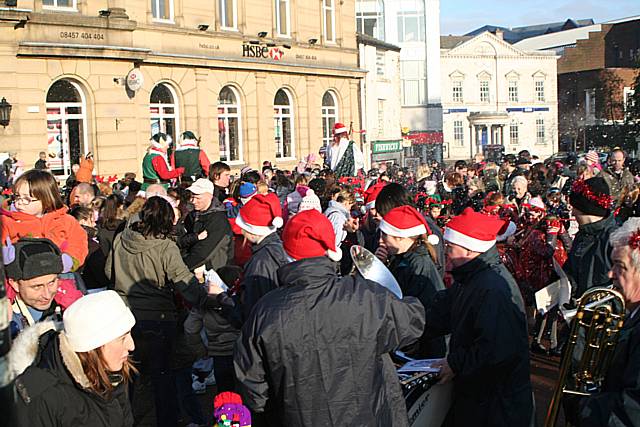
[
  {"xmin": 62, "ymin": 291, "xmax": 136, "ymax": 353},
  {"xmin": 298, "ymin": 189, "xmax": 322, "ymax": 213}
]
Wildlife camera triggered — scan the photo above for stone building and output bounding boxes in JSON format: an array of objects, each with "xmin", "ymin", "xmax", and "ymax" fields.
[
  {"xmin": 440, "ymin": 31, "xmax": 558, "ymax": 160},
  {"xmin": 0, "ymin": 0, "xmax": 364, "ymax": 178}
]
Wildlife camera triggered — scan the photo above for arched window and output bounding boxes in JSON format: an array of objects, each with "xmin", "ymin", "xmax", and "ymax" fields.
[
  {"xmin": 150, "ymin": 83, "xmax": 179, "ymax": 143},
  {"xmin": 217, "ymin": 86, "xmax": 242, "ymax": 162},
  {"xmin": 321, "ymin": 91, "xmax": 338, "ymax": 147},
  {"xmin": 46, "ymin": 79, "xmax": 88, "ymax": 177},
  {"xmin": 274, "ymin": 89, "xmax": 294, "ymax": 158}
]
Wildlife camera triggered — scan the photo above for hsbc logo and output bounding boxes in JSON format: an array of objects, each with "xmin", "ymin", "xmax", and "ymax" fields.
[{"xmin": 242, "ymin": 43, "xmax": 284, "ymax": 61}]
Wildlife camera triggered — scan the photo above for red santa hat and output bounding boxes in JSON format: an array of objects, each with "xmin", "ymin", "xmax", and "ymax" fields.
[
  {"xmin": 236, "ymin": 193, "xmax": 284, "ymax": 236},
  {"xmin": 379, "ymin": 206, "xmax": 439, "ymax": 245},
  {"xmin": 364, "ymin": 182, "xmax": 386, "ymax": 210},
  {"xmin": 444, "ymin": 207, "xmax": 505, "ymax": 252},
  {"xmin": 282, "ymin": 209, "xmax": 341, "ymax": 261},
  {"xmin": 333, "ymin": 122, "xmax": 348, "ymax": 136}
]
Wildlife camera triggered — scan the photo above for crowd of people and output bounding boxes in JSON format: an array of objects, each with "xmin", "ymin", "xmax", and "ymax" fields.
[{"xmin": 3, "ymin": 121, "xmax": 640, "ymax": 427}]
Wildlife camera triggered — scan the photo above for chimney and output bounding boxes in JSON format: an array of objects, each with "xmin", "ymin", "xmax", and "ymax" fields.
[{"xmin": 495, "ymin": 29, "xmax": 504, "ymax": 40}]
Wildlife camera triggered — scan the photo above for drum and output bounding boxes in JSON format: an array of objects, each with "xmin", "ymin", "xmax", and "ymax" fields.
[{"xmin": 398, "ymin": 371, "xmax": 453, "ymax": 426}]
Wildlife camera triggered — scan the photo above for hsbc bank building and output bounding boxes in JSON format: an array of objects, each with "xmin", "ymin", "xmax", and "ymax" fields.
[{"xmin": 0, "ymin": 0, "xmax": 364, "ymax": 177}]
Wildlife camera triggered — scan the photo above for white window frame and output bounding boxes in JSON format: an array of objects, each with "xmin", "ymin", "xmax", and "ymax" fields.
[
  {"xmin": 42, "ymin": 0, "xmax": 78, "ymax": 11},
  {"xmin": 453, "ymin": 120, "xmax": 464, "ymax": 146},
  {"xmin": 480, "ymin": 80, "xmax": 490, "ymax": 103},
  {"xmin": 151, "ymin": 0, "xmax": 174, "ymax": 22},
  {"xmin": 274, "ymin": 89, "xmax": 295, "ymax": 159},
  {"xmin": 356, "ymin": 0, "xmax": 384, "ymax": 40},
  {"xmin": 396, "ymin": 10, "xmax": 425, "ymax": 42},
  {"xmin": 536, "ymin": 117, "xmax": 545, "ymax": 144},
  {"xmin": 275, "ymin": 0, "xmax": 291, "ymax": 37},
  {"xmin": 217, "ymin": 86, "xmax": 243, "ymax": 164},
  {"xmin": 510, "ymin": 121, "xmax": 519, "ymax": 145},
  {"xmin": 535, "ymin": 79, "xmax": 545, "ymax": 102},
  {"xmin": 585, "ymin": 88, "xmax": 596, "ymax": 121},
  {"xmin": 46, "ymin": 79, "xmax": 89, "ymax": 179},
  {"xmin": 377, "ymin": 99, "xmax": 385, "ymax": 137},
  {"xmin": 452, "ymin": 80, "xmax": 463, "ymax": 103},
  {"xmin": 150, "ymin": 83, "xmax": 180, "ymax": 143},
  {"xmin": 323, "ymin": 0, "xmax": 336, "ymax": 43},
  {"xmin": 321, "ymin": 91, "xmax": 338, "ymax": 148},
  {"xmin": 508, "ymin": 80, "xmax": 518, "ymax": 103},
  {"xmin": 401, "ymin": 60, "xmax": 426, "ymax": 106},
  {"xmin": 219, "ymin": 0, "xmax": 238, "ymax": 30}
]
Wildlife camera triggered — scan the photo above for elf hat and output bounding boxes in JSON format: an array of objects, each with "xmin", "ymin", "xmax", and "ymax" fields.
[
  {"xmin": 281, "ymin": 209, "xmax": 341, "ymax": 261},
  {"xmin": 444, "ymin": 207, "xmax": 505, "ymax": 253},
  {"xmin": 236, "ymin": 193, "xmax": 283, "ymax": 236},
  {"xmin": 364, "ymin": 182, "xmax": 386, "ymax": 209},
  {"xmin": 333, "ymin": 122, "xmax": 348, "ymax": 136},
  {"xmin": 379, "ymin": 205, "xmax": 439, "ymax": 245}
]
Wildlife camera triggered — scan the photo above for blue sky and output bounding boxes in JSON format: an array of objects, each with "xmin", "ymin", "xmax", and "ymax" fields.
[{"xmin": 441, "ymin": 0, "xmax": 639, "ymax": 35}]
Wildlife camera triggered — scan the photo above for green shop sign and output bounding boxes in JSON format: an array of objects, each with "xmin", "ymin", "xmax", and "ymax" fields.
[{"xmin": 372, "ymin": 140, "xmax": 402, "ymax": 154}]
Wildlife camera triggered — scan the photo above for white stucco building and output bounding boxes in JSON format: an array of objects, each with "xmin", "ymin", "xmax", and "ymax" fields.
[
  {"xmin": 440, "ymin": 32, "xmax": 559, "ymax": 160},
  {"xmin": 357, "ymin": 34, "xmax": 403, "ymax": 167},
  {"xmin": 356, "ymin": 0, "xmax": 443, "ymax": 163}
]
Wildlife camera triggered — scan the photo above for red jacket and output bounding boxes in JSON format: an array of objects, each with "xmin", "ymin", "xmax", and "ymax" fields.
[{"xmin": 1, "ymin": 207, "xmax": 88, "ymax": 269}]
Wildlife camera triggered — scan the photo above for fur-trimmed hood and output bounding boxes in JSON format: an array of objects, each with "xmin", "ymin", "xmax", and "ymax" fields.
[{"xmin": 5, "ymin": 320, "xmax": 91, "ymax": 389}]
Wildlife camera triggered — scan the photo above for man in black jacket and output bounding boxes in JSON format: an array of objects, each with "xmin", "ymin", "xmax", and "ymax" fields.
[
  {"xmin": 180, "ymin": 178, "xmax": 233, "ymax": 271},
  {"xmin": 234, "ymin": 209, "xmax": 425, "ymax": 426},
  {"xmin": 565, "ymin": 176, "xmax": 618, "ymax": 299},
  {"xmin": 427, "ymin": 208, "xmax": 533, "ymax": 427},
  {"xmin": 567, "ymin": 217, "xmax": 640, "ymax": 426},
  {"xmin": 235, "ymin": 192, "xmax": 289, "ymax": 320}
]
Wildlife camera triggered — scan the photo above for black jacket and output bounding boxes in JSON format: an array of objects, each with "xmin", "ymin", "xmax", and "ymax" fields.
[
  {"xmin": 179, "ymin": 198, "xmax": 233, "ymax": 271},
  {"xmin": 389, "ymin": 244, "xmax": 446, "ymax": 358},
  {"xmin": 564, "ymin": 215, "xmax": 618, "ymax": 298},
  {"xmin": 241, "ymin": 232, "xmax": 290, "ymax": 320},
  {"xmin": 426, "ymin": 247, "xmax": 533, "ymax": 427},
  {"xmin": 234, "ymin": 256, "xmax": 425, "ymax": 427},
  {"xmin": 425, "ymin": 214, "xmax": 445, "ymax": 277},
  {"xmin": 10, "ymin": 323, "xmax": 133, "ymax": 427},
  {"xmin": 575, "ymin": 309, "xmax": 640, "ymax": 426}
]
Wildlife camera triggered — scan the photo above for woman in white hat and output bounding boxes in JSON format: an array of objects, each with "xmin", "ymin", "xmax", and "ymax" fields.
[
  {"xmin": 9, "ymin": 290, "xmax": 137, "ymax": 426},
  {"xmin": 379, "ymin": 205, "xmax": 446, "ymax": 358}
]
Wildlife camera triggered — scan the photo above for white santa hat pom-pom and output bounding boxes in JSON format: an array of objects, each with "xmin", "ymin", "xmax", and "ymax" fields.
[
  {"xmin": 272, "ymin": 216, "xmax": 284, "ymax": 229},
  {"xmin": 327, "ymin": 247, "xmax": 342, "ymax": 262},
  {"xmin": 427, "ymin": 234, "xmax": 440, "ymax": 246}
]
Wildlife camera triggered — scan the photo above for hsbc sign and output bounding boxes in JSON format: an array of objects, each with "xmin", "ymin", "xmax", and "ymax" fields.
[{"xmin": 242, "ymin": 43, "xmax": 284, "ymax": 61}]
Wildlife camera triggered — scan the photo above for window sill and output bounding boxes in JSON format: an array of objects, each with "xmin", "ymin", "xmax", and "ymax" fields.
[
  {"xmin": 152, "ymin": 18, "xmax": 175, "ymax": 25},
  {"xmin": 42, "ymin": 6, "xmax": 78, "ymax": 12},
  {"xmin": 275, "ymin": 157, "xmax": 298, "ymax": 162},
  {"xmin": 221, "ymin": 26, "xmax": 239, "ymax": 32}
]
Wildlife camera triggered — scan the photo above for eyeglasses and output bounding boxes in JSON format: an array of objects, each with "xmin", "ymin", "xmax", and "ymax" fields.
[{"xmin": 14, "ymin": 195, "xmax": 40, "ymax": 205}]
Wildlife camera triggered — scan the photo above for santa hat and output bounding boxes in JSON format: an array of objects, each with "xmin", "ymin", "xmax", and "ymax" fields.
[
  {"xmin": 524, "ymin": 196, "xmax": 546, "ymax": 212},
  {"xmin": 364, "ymin": 182, "xmax": 386, "ymax": 210},
  {"xmin": 444, "ymin": 207, "xmax": 505, "ymax": 253},
  {"xmin": 298, "ymin": 189, "xmax": 321, "ymax": 213},
  {"xmin": 496, "ymin": 221, "xmax": 517, "ymax": 242},
  {"xmin": 333, "ymin": 122, "xmax": 348, "ymax": 136},
  {"xmin": 282, "ymin": 209, "xmax": 341, "ymax": 261},
  {"xmin": 379, "ymin": 206, "xmax": 439, "ymax": 245},
  {"xmin": 236, "ymin": 193, "xmax": 283, "ymax": 236},
  {"xmin": 585, "ymin": 150, "xmax": 599, "ymax": 164}
]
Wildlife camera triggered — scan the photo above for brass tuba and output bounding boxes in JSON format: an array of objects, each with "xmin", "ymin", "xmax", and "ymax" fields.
[{"xmin": 544, "ymin": 286, "xmax": 626, "ymax": 427}]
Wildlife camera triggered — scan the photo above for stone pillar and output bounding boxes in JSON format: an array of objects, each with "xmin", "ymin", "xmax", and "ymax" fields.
[
  {"xmin": 254, "ymin": 73, "xmax": 271, "ymax": 166},
  {"xmin": 194, "ymin": 69, "xmax": 211, "ymax": 159},
  {"xmin": 107, "ymin": 0, "xmax": 129, "ymax": 18}
]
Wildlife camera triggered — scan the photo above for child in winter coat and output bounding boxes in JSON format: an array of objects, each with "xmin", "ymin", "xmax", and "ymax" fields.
[{"xmin": 1, "ymin": 169, "xmax": 88, "ymax": 271}]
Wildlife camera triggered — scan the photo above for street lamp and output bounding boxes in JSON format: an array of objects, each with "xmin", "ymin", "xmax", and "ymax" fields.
[{"xmin": 0, "ymin": 98, "xmax": 12, "ymax": 127}]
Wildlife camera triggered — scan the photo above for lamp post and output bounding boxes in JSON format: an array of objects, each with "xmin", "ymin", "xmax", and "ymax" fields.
[{"xmin": 0, "ymin": 98, "xmax": 12, "ymax": 128}]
